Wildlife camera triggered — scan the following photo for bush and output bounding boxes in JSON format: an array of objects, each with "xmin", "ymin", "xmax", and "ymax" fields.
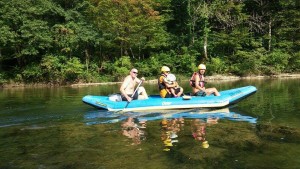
[
  {"xmin": 135, "ymin": 53, "xmax": 172, "ymax": 77},
  {"xmin": 0, "ymin": 73, "xmax": 7, "ymax": 86},
  {"xmin": 207, "ymin": 58, "xmax": 226, "ymax": 75},
  {"xmin": 287, "ymin": 52, "xmax": 300, "ymax": 72},
  {"xmin": 112, "ymin": 56, "xmax": 132, "ymax": 81},
  {"xmin": 263, "ymin": 50, "xmax": 290, "ymax": 74},
  {"xmin": 63, "ymin": 57, "xmax": 84, "ymax": 82},
  {"xmin": 41, "ymin": 55, "xmax": 64, "ymax": 83},
  {"xmin": 229, "ymin": 50, "xmax": 263, "ymax": 76},
  {"xmin": 22, "ymin": 64, "xmax": 43, "ymax": 82},
  {"xmin": 175, "ymin": 47, "xmax": 197, "ymax": 74},
  {"xmin": 141, "ymin": 49, "xmax": 197, "ymax": 76},
  {"xmin": 41, "ymin": 55, "xmax": 85, "ymax": 84}
]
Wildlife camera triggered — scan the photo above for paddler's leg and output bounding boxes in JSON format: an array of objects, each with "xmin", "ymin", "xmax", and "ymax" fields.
[
  {"xmin": 137, "ymin": 86, "xmax": 148, "ymax": 100},
  {"xmin": 206, "ymin": 87, "xmax": 220, "ymax": 96},
  {"xmin": 175, "ymin": 87, "xmax": 183, "ymax": 97}
]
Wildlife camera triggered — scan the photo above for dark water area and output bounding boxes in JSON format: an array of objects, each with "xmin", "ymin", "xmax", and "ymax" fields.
[{"xmin": 0, "ymin": 79, "xmax": 300, "ymax": 169}]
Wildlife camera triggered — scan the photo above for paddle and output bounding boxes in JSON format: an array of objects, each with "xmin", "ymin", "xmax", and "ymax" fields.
[{"xmin": 117, "ymin": 80, "xmax": 143, "ymax": 113}]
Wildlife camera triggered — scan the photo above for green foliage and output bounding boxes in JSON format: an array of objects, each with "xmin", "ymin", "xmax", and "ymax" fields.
[
  {"xmin": 135, "ymin": 48, "xmax": 197, "ymax": 78},
  {"xmin": 230, "ymin": 50, "xmax": 263, "ymax": 76},
  {"xmin": 0, "ymin": 21, "xmax": 16, "ymax": 47},
  {"xmin": 288, "ymin": 52, "xmax": 300, "ymax": 72},
  {"xmin": 41, "ymin": 55, "xmax": 85, "ymax": 83},
  {"xmin": 134, "ymin": 60, "xmax": 154, "ymax": 77},
  {"xmin": 207, "ymin": 58, "xmax": 226, "ymax": 75},
  {"xmin": 41, "ymin": 55, "xmax": 65, "ymax": 83},
  {"xmin": 22, "ymin": 64, "xmax": 43, "ymax": 82},
  {"xmin": 174, "ymin": 47, "xmax": 197, "ymax": 74},
  {"xmin": 0, "ymin": 0, "xmax": 299, "ymax": 84},
  {"xmin": 79, "ymin": 63, "xmax": 97, "ymax": 83},
  {"xmin": 63, "ymin": 57, "xmax": 84, "ymax": 82},
  {"xmin": 112, "ymin": 56, "xmax": 132, "ymax": 80},
  {"xmin": 262, "ymin": 50, "xmax": 290, "ymax": 74},
  {"xmin": 100, "ymin": 61, "xmax": 114, "ymax": 75},
  {"xmin": 275, "ymin": 0, "xmax": 300, "ymax": 53},
  {"xmin": 135, "ymin": 55, "xmax": 162, "ymax": 77},
  {"xmin": 89, "ymin": 0, "xmax": 170, "ymax": 58},
  {"xmin": 0, "ymin": 73, "xmax": 7, "ymax": 86}
]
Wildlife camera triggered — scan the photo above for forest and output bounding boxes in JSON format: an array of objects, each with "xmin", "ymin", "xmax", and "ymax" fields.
[{"xmin": 0, "ymin": 0, "xmax": 299, "ymax": 85}]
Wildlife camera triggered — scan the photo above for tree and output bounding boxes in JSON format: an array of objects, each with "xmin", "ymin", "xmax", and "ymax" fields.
[
  {"xmin": 0, "ymin": 0, "xmax": 60, "ymax": 67},
  {"xmin": 88, "ymin": 0, "xmax": 170, "ymax": 59}
]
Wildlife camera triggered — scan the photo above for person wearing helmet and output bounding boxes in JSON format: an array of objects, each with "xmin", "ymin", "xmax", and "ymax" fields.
[
  {"xmin": 120, "ymin": 68, "xmax": 149, "ymax": 102},
  {"xmin": 190, "ymin": 64, "xmax": 220, "ymax": 96},
  {"xmin": 158, "ymin": 66, "xmax": 183, "ymax": 98}
]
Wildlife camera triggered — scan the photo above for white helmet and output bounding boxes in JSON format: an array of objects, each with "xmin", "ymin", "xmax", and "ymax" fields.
[{"xmin": 164, "ymin": 74, "xmax": 176, "ymax": 84}]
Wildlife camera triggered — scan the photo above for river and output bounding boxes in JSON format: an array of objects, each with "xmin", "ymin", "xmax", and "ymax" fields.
[{"xmin": 0, "ymin": 78, "xmax": 299, "ymax": 169}]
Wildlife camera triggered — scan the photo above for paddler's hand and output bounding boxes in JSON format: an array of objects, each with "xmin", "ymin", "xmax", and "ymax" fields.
[
  {"xmin": 141, "ymin": 77, "xmax": 145, "ymax": 81},
  {"xmin": 126, "ymin": 96, "xmax": 132, "ymax": 102}
]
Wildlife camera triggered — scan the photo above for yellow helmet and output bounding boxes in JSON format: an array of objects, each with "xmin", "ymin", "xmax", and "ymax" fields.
[
  {"xmin": 202, "ymin": 141, "xmax": 209, "ymax": 148},
  {"xmin": 161, "ymin": 66, "xmax": 170, "ymax": 72},
  {"xmin": 165, "ymin": 142, "xmax": 173, "ymax": 147},
  {"xmin": 161, "ymin": 119, "xmax": 168, "ymax": 125},
  {"xmin": 198, "ymin": 64, "xmax": 206, "ymax": 70},
  {"xmin": 163, "ymin": 148, "xmax": 170, "ymax": 151}
]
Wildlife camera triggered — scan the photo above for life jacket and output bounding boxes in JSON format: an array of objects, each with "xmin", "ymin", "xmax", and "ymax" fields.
[
  {"xmin": 189, "ymin": 72, "xmax": 205, "ymax": 88},
  {"xmin": 158, "ymin": 74, "xmax": 167, "ymax": 90}
]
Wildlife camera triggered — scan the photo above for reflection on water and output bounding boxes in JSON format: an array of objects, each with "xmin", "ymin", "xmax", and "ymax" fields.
[
  {"xmin": 84, "ymin": 107, "xmax": 258, "ymax": 151},
  {"xmin": 191, "ymin": 119, "xmax": 210, "ymax": 148},
  {"xmin": 160, "ymin": 118, "xmax": 184, "ymax": 151},
  {"xmin": 121, "ymin": 117, "xmax": 147, "ymax": 145}
]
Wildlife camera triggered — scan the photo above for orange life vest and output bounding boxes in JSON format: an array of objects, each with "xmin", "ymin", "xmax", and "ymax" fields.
[{"xmin": 189, "ymin": 72, "xmax": 205, "ymax": 88}]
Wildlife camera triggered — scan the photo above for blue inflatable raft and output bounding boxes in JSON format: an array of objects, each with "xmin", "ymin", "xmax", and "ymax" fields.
[{"xmin": 82, "ymin": 86, "xmax": 257, "ymax": 112}]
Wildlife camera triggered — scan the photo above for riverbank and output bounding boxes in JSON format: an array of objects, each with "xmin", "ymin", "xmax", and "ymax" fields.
[
  {"xmin": 1, "ymin": 73, "xmax": 300, "ymax": 88},
  {"xmin": 70, "ymin": 73, "xmax": 300, "ymax": 87}
]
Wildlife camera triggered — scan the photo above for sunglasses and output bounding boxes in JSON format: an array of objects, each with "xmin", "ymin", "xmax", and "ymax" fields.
[
  {"xmin": 165, "ymin": 71, "xmax": 170, "ymax": 73},
  {"xmin": 132, "ymin": 72, "xmax": 138, "ymax": 74}
]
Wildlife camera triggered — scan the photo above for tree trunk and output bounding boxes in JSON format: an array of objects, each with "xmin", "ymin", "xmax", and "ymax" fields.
[
  {"xmin": 191, "ymin": 21, "xmax": 195, "ymax": 45},
  {"xmin": 268, "ymin": 19, "xmax": 272, "ymax": 52},
  {"xmin": 120, "ymin": 41, "xmax": 123, "ymax": 57},
  {"xmin": 130, "ymin": 47, "xmax": 135, "ymax": 59},
  {"xmin": 203, "ymin": 35, "xmax": 208, "ymax": 60},
  {"xmin": 0, "ymin": 47, "xmax": 2, "ymax": 70},
  {"xmin": 203, "ymin": 15, "xmax": 209, "ymax": 61},
  {"xmin": 85, "ymin": 49, "xmax": 89, "ymax": 73}
]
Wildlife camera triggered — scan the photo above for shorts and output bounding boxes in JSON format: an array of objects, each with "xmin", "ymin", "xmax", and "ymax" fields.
[
  {"xmin": 164, "ymin": 88, "xmax": 181, "ymax": 98},
  {"xmin": 193, "ymin": 91, "xmax": 206, "ymax": 97},
  {"xmin": 121, "ymin": 90, "xmax": 139, "ymax": 101}
]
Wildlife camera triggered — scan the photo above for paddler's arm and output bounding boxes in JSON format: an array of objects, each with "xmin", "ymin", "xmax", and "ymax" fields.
[{"xmin": 137, "ymin": 77, "xmax": 145, "ymax": 84}]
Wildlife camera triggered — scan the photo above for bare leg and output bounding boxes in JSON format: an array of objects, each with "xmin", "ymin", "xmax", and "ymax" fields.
[
  {"xmin": 170, "ymin": 88, "xmax": 178, "ymax": 97},
  {"xmin": 138, "ymin": 86, "xmax": 148, "ymax": 100},
  {"xmin": 206, "ymin": 87, "xmax": 220, "ymax": 96},
  {"xmin": 177, "ymin": 87, "xmax": 183, "ymax": 97}
]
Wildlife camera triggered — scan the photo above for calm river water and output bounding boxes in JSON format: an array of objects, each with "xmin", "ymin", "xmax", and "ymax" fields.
[{"xmin": 1, "ymin": 79, "xmax": 300, "ymax": 169}]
